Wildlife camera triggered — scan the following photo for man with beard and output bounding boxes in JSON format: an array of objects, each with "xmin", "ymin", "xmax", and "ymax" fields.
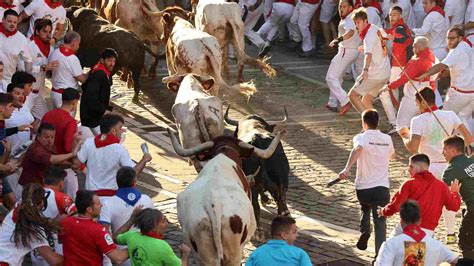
[
  {"xmin": 19, "ymin": 0, "xmax": 66, "ymax": 42},
  {"xmin": 0, "ymin": 10, "xmax": 32, "ymax": 90},
  {"xmin": 27, "ymin": 19, "xmax": 58, "ymax": 121},
  {"xmin": 5, "ymin": 82, "xmax": 34, "ymax": 153},
  {"xmin": 80, "ymin": 49, "xmax": 117, "ymax": 136}
]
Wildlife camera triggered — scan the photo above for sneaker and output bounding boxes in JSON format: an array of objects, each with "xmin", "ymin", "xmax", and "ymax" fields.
[
  {"xmin": 338, "ymin": 102, "xmax": 352, "ymax": 116},
  {"xmin": 356, "ymin": 232, "xmax": 370, "ymax": 250},
  {"xmin": 299, "ymin": 49, "xmax": 315, "ymax": 58},
  {"xmin": 258, "ymin": 42, "xmax": 271, "ymax": 58},
  {"xmin": 325, "ymin": 104, "xmax": 338, "ymax": 112},
  {"xmin": 383, "ymin": 124, "xmax": 397, "ymax": 135},
  {"xmin": 446, "ymin": 234, "xmax": 456, "ymax": 244}
]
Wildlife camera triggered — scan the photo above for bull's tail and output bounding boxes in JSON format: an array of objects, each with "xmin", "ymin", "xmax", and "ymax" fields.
[
  {"xmin": 227, "ymin": 14, "xmax": 276, "ymax": 79},
  {"xmin": 205, "ymin": 194, "xmax": 224, "ymax": 262}
]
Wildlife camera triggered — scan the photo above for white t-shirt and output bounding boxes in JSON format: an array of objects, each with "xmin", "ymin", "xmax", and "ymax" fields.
[
  {"xmin": 412, "ymin": 10, "xmax": 449, "ymax": 50},
  {"xmin": 442, "ymin": 41, "xmax": 474, "ymax": 91},
  {"xmin": 0, "ymin": 0, "xmax": 24, "ymax": 18},
  {"xmin": 382, "ymin": 0, "xmax": 416, "ymax": 28},
  {"xmin": 366, "ymin": 6, "xmax": 382, "ymax": 27},
  {"xmin": 49, "ymin": 47, "xmax": 82, "ymax": 90},
  {"xmin": 0, "ymin": 31, "xmax": 32, "ymax": 89},
  {"xmin": 0, "ymin": 210, "xmax": 49, "ymax": 265},
  {"xmin": 29, "ymin": 38, "xmax": 53, "ymax": 91},
  {"xmin": 77, "ymin": 138, "xmax": 136, "ymax": 191},
  {"xmin": 444, "ymin": 0, "xmax": 466, "ymax": 26},
  {"xmin": 99, "ymin": 190, "xmax": 154, "ymax": 234},
  {"xmin": 465, "ymin": 0, "xmax": 474, "ymax": 36},
  {"xmin": 6, "ymin": 106, "xmax": 34, "ymax": 153},
  {"xmin": 23, "ymin": 0, "xmax": 66, "ymax": 37},
  {"xmin": 375, "ymin": 233, "xmax": 457, "ymax": 265},
  {"xmin": 363, "ymin": 24, "xmax": 390, "ymax": 79},
  {"xmin": 410, "ymin": 110, "xmax": 462, "ymax": 162},
  {"xmin": 353, "ymin": 129, "xmax": 394, "ymax": 190},
  {"xmin": 338, "ymin": 11, "xmax": 360, "ymax": 49}
]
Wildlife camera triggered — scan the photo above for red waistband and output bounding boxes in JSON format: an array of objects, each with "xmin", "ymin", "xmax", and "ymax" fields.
[
  {"xmin": 94, "ymin": 189, "xmax": 117, "ymax": 197},
  {"xmin": 0, "ymin": 262, "xmax": 8, "ymax": 266},
  {"xmin": 452, "ymin": 86, "xmax": 474, "ymax": 94},
  {"xmin": 51, "ymin": 88, "xmax": 65, "ymax": 94}
]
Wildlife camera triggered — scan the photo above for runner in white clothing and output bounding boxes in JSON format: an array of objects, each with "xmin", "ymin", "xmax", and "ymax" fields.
[
  {"xmin": 464, "ymin": 0, "xmax": 474, "ymax": 43},
  {"xmin": 257, "ymin": 0, "xmax": 295, "ymax": 43},
  {"xmin": 19, "ymin": 0, "xmax": 66, "ymax": 42},
  {"xmin": 49, "ymin": 31, "xmax": 87, "ymax": 109},
  {"xmin": 325, "ymin": 0, "xmax": 360, "ymax": 115},
  {"xmin": 444, "ymin": 0, "xmax": 466, "ymax": 27},
  {"xmin": 401, "ymin": 87, "xmax": 473, "ymax": 243},
  {"xmin": 0, "ymin": 0, "xmax": 23, "ymax": 18},
  {"xmin": 239, "ymin": 0, "xmax": 271, "ymax": 58},
  {"xmin": 381, "ymin": 0, "xmax": 416, "ymax": 28},
  {"xmin": 288, "ymin": 0, "xmax": 320, "ymax": 56}
]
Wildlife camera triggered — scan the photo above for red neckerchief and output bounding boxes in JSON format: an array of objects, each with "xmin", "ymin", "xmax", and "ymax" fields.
[
  {"xmin": 94, "ymin": 134, "xmax": 120, "ymax": 148},
  {"xmin": 92, "ymin": 62, "xmax": 111, "ymax": 79},
  {"xmin": 0, "ymin": 23, "xmax": 17, "ymax": 37},
  {"xmin": 354, "ymin": 0, "xmax": 362, "ymax": 8},
  {"xmin": 422, "ymin": 105, "xmax": 438, "ymax": 113},
  {"xmin": 359, "ymin": 23, "xmax": 372, "ymax": 40},
  {"xmin": 340, "ymin": 9, "xmax": 353, "ymax": 20},
  {"xmin": 364, "ymin": 1, "xmax": 382, "ymax": 14},
  {"xmin": 403, "ymin": 224, "xmax": 426, "ymax": 242},
  {"xmin": 142, "ymin": 231, "xmax": 164, "ymax": 240},
  {"xmin": 387, "ymin": 18, "xmax": 406, "ymax": 34},
  {"xmin": 427, "ymin": 5, "xmax": 445, "ymax": 17},
  {"xmin": 0, "ymin": 120, "xmax": 4, "ymax": 128},
  {"xmin": 0, "ymin": 2, "xmax": 16, "ymax": 9},
  {"xmin": 11, "ymin": 207, "xmax": 19, "ymax": 223},
  {"xmin": 44, "ymin": 0, "xmax": 62, "ymax": 9},
  {"xmin": 59, "ymin": 45, "xmax": 75, "ymax": 56},
  {"xmin": 31, "ymin": 35, "xmax": 51, "ymax": 57}
]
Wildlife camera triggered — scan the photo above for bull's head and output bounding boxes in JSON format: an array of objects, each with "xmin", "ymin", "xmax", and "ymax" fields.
[
  {"xmin": 142, "ymin": 3, "xmax": 193, "ymax": 43},
  {"xmin": 224, "ymin": 105, "xmax": 288, "ymax": 134},
  {"xmin": 167, "ymin": 127, "xmax": 285, "ymax": 160},
  {"xmin": 162, "ymin": 74, "xmax": 215, "ymax": 93}
]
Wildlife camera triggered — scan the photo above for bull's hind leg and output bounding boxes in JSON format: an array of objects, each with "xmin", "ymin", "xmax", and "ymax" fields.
[
  {"xmin": 132, "ymin": 68, "xmax": 141, "ymax": 94},
  {"xmin": 222, "ymin": 44, "xmax": 231, "ymax": 82}
]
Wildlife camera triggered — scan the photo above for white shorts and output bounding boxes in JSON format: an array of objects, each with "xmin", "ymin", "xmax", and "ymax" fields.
[{"xmin": 352, "ymin": 78, "xmax": 388, "ymax": 97}]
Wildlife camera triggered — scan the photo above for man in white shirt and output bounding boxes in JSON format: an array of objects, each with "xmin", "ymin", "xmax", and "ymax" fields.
[
  {"xmin": 49, "ymin": 31, "xmax": 87, "ymax": 109},
  {"xmin": 75, "ymin": 114, "xmax": 152, "ymax": 201},
  {"xmin": 257, "ymin": 0, "xmax": 295, "ymax": 43},
  {"xmin": 288, "ymin": 0, "xmax": 320, "ymax": 56},
  {"xmin": 0, "ymin": 0, "xmax": 23, "ymax": 18},
  {"xmin": 325, "ymin": 0, "xmax": 359, "ymax": 115},
  {"xmin": 0, "ymin": 9, "xmax": 32, "ymax": 90},
  {"xmin": 375, "ymin": 200, "xmax": 458, "ymax": 265},
  {"xmin": 401, "ymin": 87, "xmax": 473, "ymax": 244},
  {"xmin": 464, "ymin": 0, "xmax": 474, "ymax": 43},
  {"xmin": 381, "ymin": 0, "xmax": 416, "ymax": 28},
  {"xmin": 417, "ymin": 27, "xmax": 474, "ymax": 134},
  {"xmin": 19, "ymin": 0, "xmax": 66, "ymax": 43},
  {"xmin": 5, "ymin": 82, "xmax": 34, "ymax": 152},
  {"xmin": 338, "ymin": 109, "xmax": 394, "ymax": 256},
  {"xmin": 27, "ymin": 18, "xmax": 57, "ymax": 121},
  {"xmin": 348, "ymin": 8, "xmax": 390, "ymax": 114},
  {"xmin": 240, "ymin": 0, "xmax": 271, "ymax": 58},
  {"xmin": 411, "ymin": 0, "xmax": 449, "ymax": 60},
  {"xmin": 444, "ymin": 0, "xmax": 466, "ymax": 27}
]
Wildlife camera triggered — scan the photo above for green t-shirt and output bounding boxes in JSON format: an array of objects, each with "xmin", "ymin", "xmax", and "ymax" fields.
[
  {"xmin": 117, "ymin": 231, "xmax": 182, "ymax": 266},
  {"xmin": 443, "ymin": 154, "xmax": 474, "ymax": 209}
]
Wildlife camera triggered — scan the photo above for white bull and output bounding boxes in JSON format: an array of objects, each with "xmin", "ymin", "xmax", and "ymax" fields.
[
  {"xmin": 194, "ymin": 0, "xmax": 276, "ymax": 82},
  {"xmin": 167, "ymin": 128, "xmax": 284, "ymax": 265},
  {"xmin": 163, "ymin": 73, "xmax": 224, "ymax": 172}
]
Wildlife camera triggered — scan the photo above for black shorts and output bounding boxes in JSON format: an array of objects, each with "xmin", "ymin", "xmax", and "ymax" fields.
[{"xmin": 459, "ymin": 208, "xmax": 474, "ymax": 260}]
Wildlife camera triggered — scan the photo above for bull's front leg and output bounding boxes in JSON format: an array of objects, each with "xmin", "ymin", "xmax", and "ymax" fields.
[{"xmin": 278, "ymin": 184, "xmax": 290, "ymax": 216}]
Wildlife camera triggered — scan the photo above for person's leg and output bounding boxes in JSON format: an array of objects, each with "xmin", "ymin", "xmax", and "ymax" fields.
[
  {"xmin": 325, "ymin": 48, "xmax": 358, "ymax": 107},
  {"xmin": 371, "ymin": 186, "xmax": 390, "ymax": 255},
  {"xmin": 430, "ymin": 162, "xmax": 457, "ymax": 237},
  {"xmin": 356, "ymin": 188, "xmax": 372, "ymax": 250},
  {"xmin": 380, "ymin": 67, "xmax": 402, "ymax": 127},
  {"xmin": 349, "ymin": 89, "xmax": 367, "ymax": 113},
  {"xmin": 396, "ymin": 96, "xmax": 419, "ymax": 133},
  {"xmin": 297, "ymin": 2, "xmax": 318, "ymax": 53},
  {"xmin": 288, "ymin": 2, "xmax": 302, "ymax": 44},
  {"xmin": 459, "ymin": 209, "xmax": 474, "ymax": 261}
]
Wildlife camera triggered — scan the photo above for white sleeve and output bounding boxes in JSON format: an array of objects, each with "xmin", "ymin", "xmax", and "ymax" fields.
[
  {"xmin": 23, "ymin": 1, "xmax": 37, "ymax": 16},
  {"xmin": 345, "ymin": 19, "xmax": 356, "ymax": 31},
  {"xmin": 438, "ymin": 243, "xmax": 458, "ymax": 263},
  {"xmin": 468, "ymin": 5, "xmax": 474, "ymax": 23},
  {"xmin": 21, "ymin": 41, "xmax": 32, "ymax": 63},
  {"xmin": 364, "ymin": 32, "xmax": 376, "ymax": 54},
  {"xmin": 99, "ymin": 200, "xmax": 112, "ymax": 225},
  {"xmin": 413, "ymin": 14, "xmax": 435, "ymax": 36},
  {"xmin": 119, "ymin": 147, "xmax": 136, "ymax": 168},
  {"xmin": 143, "ymin": 196, "xmax": 155, "ymax": 209},
  {"xmin": 58, "ymin": 9, "xmax": 66, "ymax": 24},
  {"xmin": 353, "ymin": 134, "xmax": 366, "ymax": 148},
  {"xmin": 30, "ymin": 235, "xmax": 50, "ymax": 250},
  {"xmin": 374, "ymin": 240, "xmax": 396, "ymax": 265},
  {"xmin": 77, "ymin": 142, "xmax": 88, "ymax": 163},
  {"xmin": 69, "ymin": 57, "xmax": 84, "ymax": 77},
  {"xmin": 442, "ymin": 50, "xmax": 460, "ymax": 68},
  {"xmin": 410, "ymin": 117, "xmax": 423, "ymax": 137}
]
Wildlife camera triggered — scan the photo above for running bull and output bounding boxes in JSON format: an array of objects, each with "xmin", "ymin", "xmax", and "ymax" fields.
[
  {"xmin": 163, "ymin": 73, "xmax": 224, "ymax": 172},
  {"xmin": 224, "ymin": 105, "xmax": 290, "ymax": 227},
  {"xmin": 168, "ymin": 126, "xmax": 285, "ymax": 265}
]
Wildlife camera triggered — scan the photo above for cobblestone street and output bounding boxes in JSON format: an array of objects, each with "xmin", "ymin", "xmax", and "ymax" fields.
[{"xmin": 110, "ymin": 44, "xmax": 462, "ymax": 265}]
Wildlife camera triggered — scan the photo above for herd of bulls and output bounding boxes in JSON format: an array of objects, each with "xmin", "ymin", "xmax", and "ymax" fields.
[{"xmin": 69, "ymin": 0, "xmax": 291, "ymax": 264}]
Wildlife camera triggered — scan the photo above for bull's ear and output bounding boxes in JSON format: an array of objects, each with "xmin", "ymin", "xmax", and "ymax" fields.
[
  {"xmin": 193, "ymin": 75, "xmax": 215, "ymax": 91},
  {"xmin": 162, "ymin": 74, "xmax": 186, "ymax": 93},
  {"xmin": 163, "ymin": 13, "xmax": 172, "ymax": 24}
]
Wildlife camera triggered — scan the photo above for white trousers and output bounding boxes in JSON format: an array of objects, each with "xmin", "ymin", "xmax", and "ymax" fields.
[
  {"xmin": 444, "ymin": 88, "xmax": 474, "ymax": 134},
  {"xmin": 244, "ymin": 4, "xmax": 266, "ymax": 47},
  {"xmin": 380, "ymin": 67, "xmax": 402, "ymax": 125},
  {"xmin": 395, "ymin": 95, "xmax": 419, "ymax": 131},
  {"xmin": 288, "ymin": 2, "xmax": 319, "ymax": 52},
  {"xmin": 430, "ymin": 162, "xmax": 457, "ymax": 235},
  {"xmin": 326, "ymin": 47, "xmax": 359, "ymax": 107},
  {"xmin": 264, "ymin": 0, "xmax": 274, "ymax": 21},
  {"xmin": 319, "ymin": 0, "xmax": 337, "ymax": 23},
  {"xmin": 24, "ymin": 92, "xmax": 49, "ymax": 120},
  {"xmin": 64, "ymin": 168, "xmax": 78, "ymax": 200},
  {"xmin": 258, "ymin": 2, "xmax": 294, "ymax": 41}
]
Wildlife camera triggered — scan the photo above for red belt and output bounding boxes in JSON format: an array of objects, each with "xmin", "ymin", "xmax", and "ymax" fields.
[
  {"xmin": 94, "ymin": 189, "xmax": 117, "ymax": 197},
  {"xmin": 451, "ymin": 86, "xmax": 474, "ymax": 94},
  {"xmin": 51, "ymin": 88, "xmax": 65, "ymax": 94}
]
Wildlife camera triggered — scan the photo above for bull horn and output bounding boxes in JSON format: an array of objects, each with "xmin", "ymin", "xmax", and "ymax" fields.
[
  {"xmin": 167, "ymin": 128, "xmax": 214, "ymax": 157},
  {"xmin": 246, "ymin": 166, "xmax": 260, "ymax": 184},
  {"xmin": 224, "ymin": 105, "xmax": 239, "ymax": 126},
  {"xmin": 267, "ymin": 106, "xmax": 288, "ymax": 125},
  {"xmin": 238, "ymin": 130, "xmax": 285, "ymax": 159},
  {"xmin": 141, "ymin": 0, "xmax": 163, "ymax": 17}
]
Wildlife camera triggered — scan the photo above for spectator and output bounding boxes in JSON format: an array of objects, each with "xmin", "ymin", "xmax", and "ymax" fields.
[
  {"xmin": 49, "ymin": 31, "xmax": 87, "ymax": 109},
  {"xmin": 42, "ymin": 88, "xmax": 81, "ymax": 199},
  {"xmin": 19, "ymin": 0, "xmax": 66, "ymax": 40},
  {"xmin": 5, "ymin": 82, "xmax": 34, "ymax": 152},
  {"xmin": 378, "ymin": 154, "xmax": 461, "ymax": 237},
  {"xmin": 338, "ymin": 109, "xmax": 394, "ymax": 255},
  {"xmin": 245, "ymin": 216, "xmax": 312, "ymax": 265},
  {"xmin": 114, "ymin": 208, "xmax": 191, "ymax": 266},
  {"xmin": 442, "ymin": 136, "xmax": 474, "ymax": 263},
  {"xmin": 376, "ymin": 200, "xmax": 458, "ymax": 265},
  {"xmin": 80, "ymin": 48, "xmax": 117, "ymax": 136},
  {"xmin": 0, "ymin": 183, "xmax": 63, "ymax": 265},
  {"xmin": 75, "ymin": 114, "xmax": 151, "ymax": 199},
  {"xmin": 60, "ymin": 190, "xmax": 128, "ymax": 265},
  {"xmin": 0, "ymin": 10, "xmax": 32, "ymax": 90}
]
